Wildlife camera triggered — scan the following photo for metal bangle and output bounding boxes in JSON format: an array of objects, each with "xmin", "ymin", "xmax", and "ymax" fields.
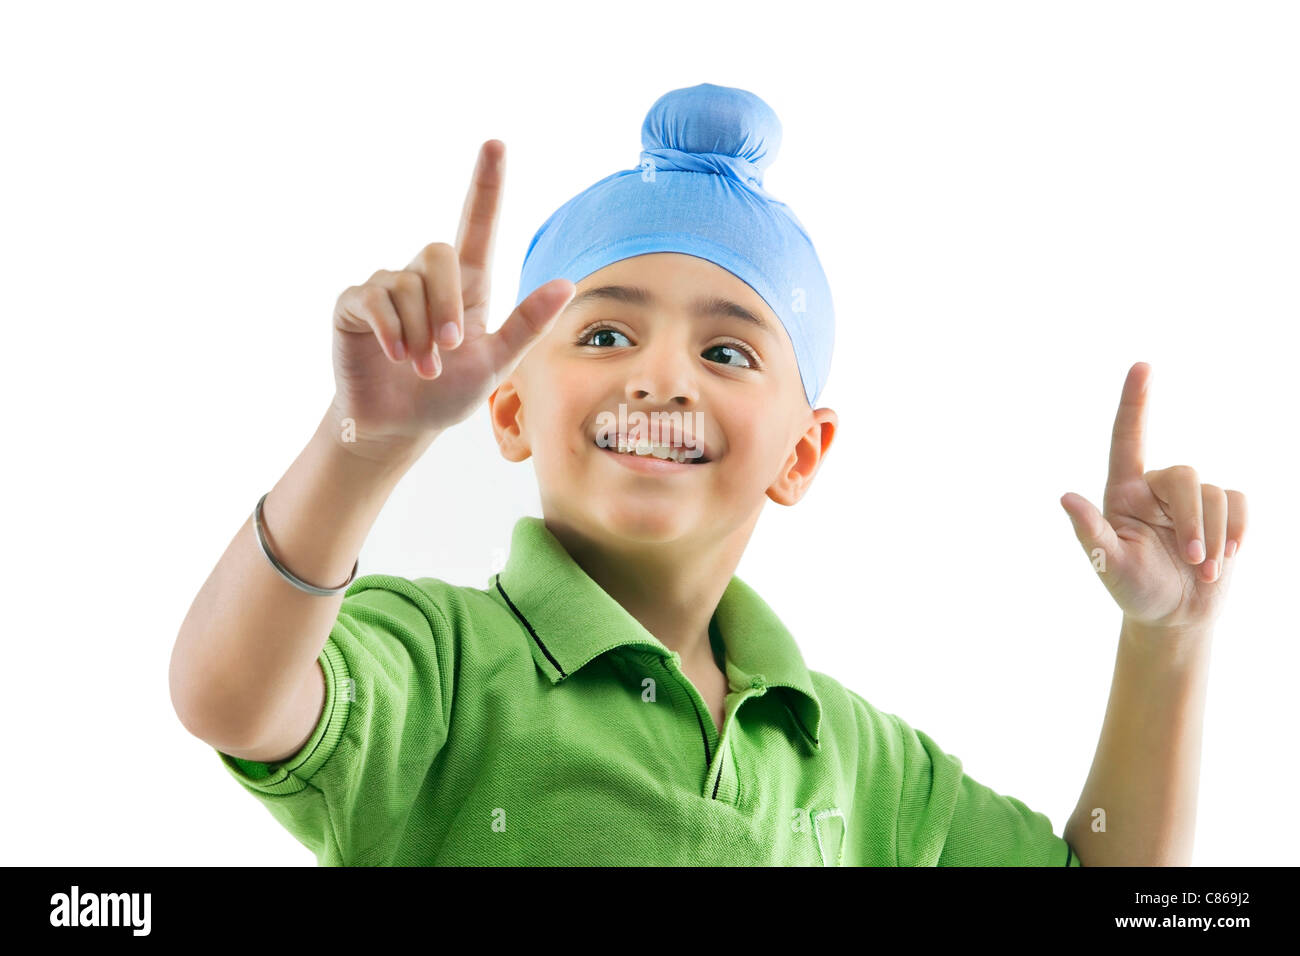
[{"xmin": 253, "ymin": 491, "xmax": 359, "ymax": 596}]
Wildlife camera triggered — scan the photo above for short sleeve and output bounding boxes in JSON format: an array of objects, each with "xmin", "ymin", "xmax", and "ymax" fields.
[
  {"xmin": 892, "ymin": 712, "xmax": 1080, "ymax": 867},
  {"xmin": 214, "ymin": 575, "xmax": 455, "ymax": 865}
]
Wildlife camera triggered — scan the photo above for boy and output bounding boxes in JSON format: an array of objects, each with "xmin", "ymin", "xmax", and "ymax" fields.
[{"xmin": 170, "ymin": 83, "xmax": 1245, "ymax": 866}]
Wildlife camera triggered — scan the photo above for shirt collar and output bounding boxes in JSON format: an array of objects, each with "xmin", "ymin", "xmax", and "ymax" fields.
[{"xmin": 492, "ymin": 515, "xmax": 823, "ymax": 749}]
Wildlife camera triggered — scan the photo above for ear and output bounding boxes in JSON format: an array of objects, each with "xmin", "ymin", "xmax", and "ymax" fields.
[
  {"xmin": 767, "ymin": 407, "xmax": 838, "ymax": 506},
  {"xmin": 488, "ymin": 378, "xmax": 532, "ymax": 463}
]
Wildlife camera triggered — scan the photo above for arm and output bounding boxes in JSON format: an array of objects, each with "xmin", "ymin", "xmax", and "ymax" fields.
[
  {"xmin": 1058, "ymin": 362, "xmax": 1246, "ymax": 867},
  {"xmin": 169, "ymin": 404, "xmax": 432, "ymax": 756},
  {"xmin": 174, "ymin": 140, "xmax": 576, "ymax": 766},
  {"xmin": 1063, "ymin": 619, "xmax": 1213, "ymax": 866}
]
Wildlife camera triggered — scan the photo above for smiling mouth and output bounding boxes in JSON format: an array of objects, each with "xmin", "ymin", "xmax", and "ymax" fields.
[{"xmin": 592, "ymin": 438, "xmax": 712, "ymax": 465}]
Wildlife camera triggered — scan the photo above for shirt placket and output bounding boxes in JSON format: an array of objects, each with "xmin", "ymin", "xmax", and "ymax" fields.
[{"xmin": 658, "ymin": 651, "xmax": 766, "ymax": 805}]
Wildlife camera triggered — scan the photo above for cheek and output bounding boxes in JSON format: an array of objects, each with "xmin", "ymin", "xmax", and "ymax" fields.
[
  {"xmin": 534, "ymin": 430, "xmax": 580, "ymax": 469},
  {"xmin": 729, "ymin": 427, "xmax": 788, "ymax": 483},
  {"xmin": 537, "ymin": 411, "xmax": 589, "ymax": 472}
]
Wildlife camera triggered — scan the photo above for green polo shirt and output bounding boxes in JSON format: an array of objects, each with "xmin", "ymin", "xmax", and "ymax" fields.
[{"xmin": 216, "ymin": 515, "xmax": 1081, "ymax": 866}]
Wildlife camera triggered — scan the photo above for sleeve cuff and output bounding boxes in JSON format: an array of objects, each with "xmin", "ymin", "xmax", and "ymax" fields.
[{"xmin": 215, "ymin": 635, "xmax": 352, "ymax": 795}]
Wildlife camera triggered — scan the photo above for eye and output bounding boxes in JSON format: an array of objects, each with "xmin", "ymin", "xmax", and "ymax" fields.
[
  {"xmin": 575, "ymin": 323, "xmax": 760, "ymax": 369},
  {"xmin": 575, "ymin": 325, "xmax": 632, "ymax": 349},
  {"xmin": 703, "ymin": 341, "xmax": 759, "ymax": 369}
]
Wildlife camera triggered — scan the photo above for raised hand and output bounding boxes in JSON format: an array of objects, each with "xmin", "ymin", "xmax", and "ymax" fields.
[
  {"xmin": 1060, "ymin": 362, "xmax": 1247, "ymax": 634},
  {"xmin": 329, "ymin": 139, "xmax": 576, "ymax": 463}
]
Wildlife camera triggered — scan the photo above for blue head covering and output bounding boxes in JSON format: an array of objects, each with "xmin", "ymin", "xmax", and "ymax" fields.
[{"xmin": 513, "ymin": 82, "xmax": 834, "ymax": 407}]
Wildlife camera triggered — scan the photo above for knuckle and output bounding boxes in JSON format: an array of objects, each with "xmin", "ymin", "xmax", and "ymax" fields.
[
  {"xmin": 361, "ymin": 285, "xmax": 389, "ymax": 313},
  {"xmin": 418, "ymin": 241, "xmax": 455, "ymax": 264},
  {"xmin": 393, "ymin": 270, "xmax": 423, "ymax": 295}
]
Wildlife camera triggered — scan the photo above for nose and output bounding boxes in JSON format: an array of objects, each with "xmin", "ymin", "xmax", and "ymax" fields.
[{"xmin": 622, "ymin": 334, "xmax": 699, "ymax": 406}]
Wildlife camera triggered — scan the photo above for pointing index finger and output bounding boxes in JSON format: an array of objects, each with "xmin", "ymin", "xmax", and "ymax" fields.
[
  {"xmin": 1107, "ymin": 361, "xmax": 1151, "ymax": 488},
  {"xmin": 455, "ymin": 139, "xmax": 505, "ymax": 273}
]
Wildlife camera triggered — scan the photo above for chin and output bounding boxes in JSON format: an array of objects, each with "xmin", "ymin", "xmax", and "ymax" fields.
[{"xmin": 589, "ymin": 501, "xmax": 700, "ymax": 544}]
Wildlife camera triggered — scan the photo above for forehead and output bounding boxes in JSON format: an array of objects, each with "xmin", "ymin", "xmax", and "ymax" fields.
[{"xmin": 567, "ymin": 253, "xmax": 782, "ymax": 336}]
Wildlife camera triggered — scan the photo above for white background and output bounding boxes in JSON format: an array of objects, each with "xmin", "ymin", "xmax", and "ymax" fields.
[{"xmin": 1, "ymin": 0, "xmax": 1295, "ymax": 866}]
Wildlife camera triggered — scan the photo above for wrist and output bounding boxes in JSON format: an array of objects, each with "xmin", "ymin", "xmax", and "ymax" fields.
[
  {"xmin": 1121, "ymin": 615, "xmax": 1213, "ymax": 641},
  {"xmin": 1120, "ymin": 615, "xmax": 1214, "ymax": 667},
  {"xmin": 321, "ymin": 402, "xmax": 439, "ymax": 475}
]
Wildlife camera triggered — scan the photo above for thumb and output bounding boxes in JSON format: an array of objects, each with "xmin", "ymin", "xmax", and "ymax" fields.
[
  {"xmin": 1060, "ymin": 491, "xmax": 1120, "ymax": 568},
  {"xmin": 489, "ymin": 279, "xmax": 577, "ymax": 380}
]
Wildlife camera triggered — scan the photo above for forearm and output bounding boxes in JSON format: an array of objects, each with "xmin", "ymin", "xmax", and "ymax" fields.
[
  {"xmin": 1063, "ymin": 619, "xmax": 1213, "ymax": 866},
  {"xmin": 169, "ymin": 404, "xmax": 431, "ymax": 747}
]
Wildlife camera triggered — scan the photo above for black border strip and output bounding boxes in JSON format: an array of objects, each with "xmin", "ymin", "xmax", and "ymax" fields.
[{"xmin": 495, "ymin": 576, "xmax": 566, "ymax": 678}]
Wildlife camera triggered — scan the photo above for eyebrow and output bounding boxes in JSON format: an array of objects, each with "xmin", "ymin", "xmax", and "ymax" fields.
[{"xmin": 567, "ymin": 284, "xmax": 777, "ymax": 338}]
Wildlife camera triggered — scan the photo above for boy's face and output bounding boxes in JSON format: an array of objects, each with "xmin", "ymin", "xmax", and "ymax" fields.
[{"xmin": 490, "ymin": 252, "xmax": 835, "ymax": 547}]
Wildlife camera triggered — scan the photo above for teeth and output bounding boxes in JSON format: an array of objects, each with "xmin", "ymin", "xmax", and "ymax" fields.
[
  {"xmin": 620, "ymin": 440, "xmax": 686, "ymax": 463},
  {"xmin": 607, "ymin": 436, "xmax": 700, "ymax": 463}
]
